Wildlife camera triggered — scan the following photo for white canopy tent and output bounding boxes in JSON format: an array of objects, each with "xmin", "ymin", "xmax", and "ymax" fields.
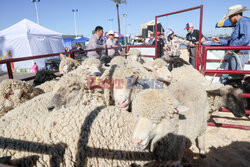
[{"xmin": 0, "ymin": 19, "xmax": 64, "ymax": 72}]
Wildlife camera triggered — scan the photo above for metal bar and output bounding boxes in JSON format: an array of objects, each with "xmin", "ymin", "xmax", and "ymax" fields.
[
  {"xmin": 196, "ymin": 5, "xmax": 203, "ymax": 70},
  {"xmin": 155, "ymin": 5, "xmax": 202, "ymax": 18},
  {"xmin": 205, "ymin": 70, "xmax": 250, "ymax": 75},
  {"xmin": 206, "ymin": 59, "xmax": 250, "ymax": 63},
  {"xmin": 207, "ymin": 122, "xmax": 250, "ymax": 130},
  {"xmin": 203, "ymin": 45, "xmax": 250, "ymax": 50},
  {"xmin": 155, "ymin": 16, "xmax": 157, "ymax": 59},
  {"xmin": 6, "ymin": 62, "xmax": 13, "ymax": 79},
  {"xmin": 220, "ymin": 108, "xmax": 250, "ymax": 114},
  {"xmin": 242, "ymin": 93, "xmax": 250, "ymax": 98}
]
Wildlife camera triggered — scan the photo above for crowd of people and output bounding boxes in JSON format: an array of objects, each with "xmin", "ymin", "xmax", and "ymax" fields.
[{"xmin": 69, "ymin": 4, "xmax": 249, "ymax": 83}]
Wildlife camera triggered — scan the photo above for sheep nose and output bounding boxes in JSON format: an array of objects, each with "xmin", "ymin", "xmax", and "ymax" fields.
[
  {"xmin": 133, "ymin": 138, "xmax": 143, "ymax": 147},
  {"xmin": 47, "ymin": 106, "xmax": 55, "ymax": 112}
]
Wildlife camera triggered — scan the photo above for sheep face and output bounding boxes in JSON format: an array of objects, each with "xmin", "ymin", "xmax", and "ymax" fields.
[
  {"xmin": 132, "ymin": 108, "xmax": 186, "ymax": 152},
  {"xmin": 132, "ymin": 117, "xmax": 156, "ymax": 150},
  {"xmin": 47, "ymin": 84, "xmax": 81, "ymax": 111},
  {"xmin": 112, "ymin": 76, "xmax": 139, "ymax": 110},
  {"xmin": 206, "ymin": 85, "xmax": 245, "ymax": 117},
  {"xmin": 81, "ymin": 58, "xmax": 102, "ymax": 76},
  {"xmin": 153, "ymin": 65, "xmax": 173, "ymax": 83}
]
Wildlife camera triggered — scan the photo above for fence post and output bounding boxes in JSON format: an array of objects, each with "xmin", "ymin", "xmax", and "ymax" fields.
[{"xmin": 6, "ymin": 62, "xmax": 14, "ymax": 79}]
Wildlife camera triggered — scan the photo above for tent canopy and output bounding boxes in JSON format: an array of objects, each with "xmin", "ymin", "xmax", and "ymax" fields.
[{"xmin": 0, "ymin": 19, "xmax": 64, "ymax": 72}]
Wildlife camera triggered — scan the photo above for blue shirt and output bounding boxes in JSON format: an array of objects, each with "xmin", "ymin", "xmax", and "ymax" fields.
[{"xmin": 220, "ymin": 16, "xmax": 250, "ymax": 53}]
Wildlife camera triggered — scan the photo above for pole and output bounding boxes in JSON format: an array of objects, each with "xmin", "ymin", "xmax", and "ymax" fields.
[
  {"xmin": 72, "ymin": 9, "xmax": 78, "ymax": 38},
  {"xmin": 123, "ymin": 14, "xmax": 127, "ymax": 44},
  {"xmin": 34, "ymin": 1, "xmax": 39, "ymax": 24}
]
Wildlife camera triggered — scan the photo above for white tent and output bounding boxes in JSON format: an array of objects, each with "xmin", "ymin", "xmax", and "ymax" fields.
[{"xmin": 0, "ymin": 19, "xmax": 64, "ymax": 72}]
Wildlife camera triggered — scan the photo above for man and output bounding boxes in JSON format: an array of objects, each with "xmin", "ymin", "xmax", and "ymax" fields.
[
  {"xmin": 212, "ymin": 4, "xmax": 250, "ymax": 84},
  {"xmin": 185, "ymin": 23, "xmax": 206, "ymax": 67},
  {"xmin": 87, "ymin": 26, "xmax": 106, "ymax": 59},
  {"xmin": 106, "ymin": 30, "xmax": 119, "ymax": 58},
  {"xmin": 152, "ymin": 32, "xmax": 165, "ymax": 58}
]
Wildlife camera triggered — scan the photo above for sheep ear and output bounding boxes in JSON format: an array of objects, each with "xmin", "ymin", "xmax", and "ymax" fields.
[
  {"xmin": 71, "ymin": 59, "xmax": 81, "ymax": 66},
  {"xmin": 60, "ymin": 54, "xmax": 65, "ymax": 60},
  {"xmin": 206, "ymin": 89, "xmax": 221, "ymax": 96},
  {"xmin": 175, "ymin": 105, "xmax": 189, "ymax": 114}
]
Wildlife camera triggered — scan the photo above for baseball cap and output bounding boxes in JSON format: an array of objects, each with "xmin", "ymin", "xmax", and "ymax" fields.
[
  {"xmin": 185, "ymin": 23, "xmax": 193, "ymax": 30},
  {"xmin": 166, "ymin": 29, "xmax": 174, "ymax": 36},
  {"xmin": 156, "ymin": 32, "xmax": 161, "ymax": 36}
]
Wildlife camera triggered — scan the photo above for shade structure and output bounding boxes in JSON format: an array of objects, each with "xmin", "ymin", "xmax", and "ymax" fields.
[
  {"xmin": 216, "ymin": 16, "xmax": 250, "ymax": 28},
  {"xmin": 71, "ymin": 37, "xmax": 89, "ymax": 43}
]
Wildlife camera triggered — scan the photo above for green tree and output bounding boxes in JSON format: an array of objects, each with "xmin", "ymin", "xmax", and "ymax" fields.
[{"xmin": 111, "ymin": 0, "xmax": 127, "ymax": 34}]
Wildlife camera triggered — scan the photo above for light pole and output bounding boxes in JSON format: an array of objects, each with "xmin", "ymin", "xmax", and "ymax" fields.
[
  {"xmin": 122, "ymin": 14, "xmax": 127, "ymax": 44},
  {"xmin": 72, "ymin": 9, "xmax": 78, "ymax": 38},
  {"xmin": 31, "ymin": 0, "xmax": 40, "ymax": 24},
  {"xmin": 108, "ymin": 18, "xmax": 113, "ymax": 30}
]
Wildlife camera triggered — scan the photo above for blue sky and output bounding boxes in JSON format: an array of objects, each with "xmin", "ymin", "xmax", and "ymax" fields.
[{"xmin": 1, "ymin": 0, "xmax": 249, "ymax": 37}]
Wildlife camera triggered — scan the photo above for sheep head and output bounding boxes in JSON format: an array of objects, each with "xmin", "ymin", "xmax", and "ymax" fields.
[
  {"xmin": 206, "ymin": 85, "xmax": 245, "ymax": 117},
  {"xmin": 81, "ymin": 58, "xmax": 102, "ymax": 76},
  {"xmin": 132, "ymin": 89, "xmax": 189, "ymax": 151},
  {"xmin": 143, "ymin": 58, "xmax": 173, "ymax": 83},
  {"xmin": 47, "ymin": 81, "xmax": 81, "ymax": 111}
]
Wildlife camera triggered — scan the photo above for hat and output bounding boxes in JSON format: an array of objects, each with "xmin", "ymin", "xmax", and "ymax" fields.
[
  {"xmin": 107, "ymin": 30, "xmax": 114, "ymax": 36},
  {"xmin": 185, "ymin": 23, "xmax": 193, "ymax": 30},
  {"xmin": 114, "ymin": 33, "xmax": 119, "ymax": 38},
  {"xmin": 166, "ymin": 29, "xmax": 174, "ymax": 36},
  {"xmin": 156, "ymin": 32, "xmax": 161, "ymax": 36},
  {"xmin": 223, "ymin": 4, "xmax": 249, "ymax": 19}
]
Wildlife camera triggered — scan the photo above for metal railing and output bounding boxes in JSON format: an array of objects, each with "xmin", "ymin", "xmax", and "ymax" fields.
[{"xmin": 200, "ymin": 45, "xmax": 250, "ymax": 130}]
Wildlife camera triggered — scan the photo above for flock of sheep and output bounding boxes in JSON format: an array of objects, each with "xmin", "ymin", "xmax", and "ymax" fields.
[{"xmin": 0, "ymin": 49, "xmax": 246, "ymax": 167}]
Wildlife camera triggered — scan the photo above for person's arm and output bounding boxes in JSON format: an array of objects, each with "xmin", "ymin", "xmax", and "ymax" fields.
[
  {"xmin": 230, "ymin": 20, "xmax": 250, "ymax": 46},
  {"xmin": 177, "ymin": 36, "xmax": 192, "ymax": 46}
]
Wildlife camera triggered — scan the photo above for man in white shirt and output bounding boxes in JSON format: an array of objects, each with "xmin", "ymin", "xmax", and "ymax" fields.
[{"xmin": 106, "ymin": 30, "xmax": 119, "ymax": 58}]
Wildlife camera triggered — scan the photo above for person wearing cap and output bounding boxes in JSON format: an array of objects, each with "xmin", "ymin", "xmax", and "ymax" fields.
[
  {"xmin": 152, "ymin": 32, "xmax": 165, "ymax": 58},
  {"xmin": 185, "ymin": 23, "xmax": 206, "ymax": 67},
  {"xmin": 164, "ymin": 29, "xmax": 192, "ymax": 60},
  {"xmin": 106, "ymin": 30, "xmax": 119, "ymax": 58},
  {"xmin": 114, "ymin": 33, "xmax": 122, "ymax": 56},
  {"xmin": 87, "ymin": 26, "xmax": 107, "ymax": 59},
  {"xmin": 212, "ymin": 4, "xmax": 250, "ymax": 84}
]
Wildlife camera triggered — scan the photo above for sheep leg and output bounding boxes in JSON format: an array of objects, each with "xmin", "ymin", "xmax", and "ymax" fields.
[{"xmin": 196, "ymin": 134, "xmax": 206, "ymax": 157}]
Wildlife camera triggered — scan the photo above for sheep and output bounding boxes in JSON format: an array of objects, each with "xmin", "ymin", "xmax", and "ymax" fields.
[
  {"xmin": 0, "ymin": 79, "xmax": 44, "ymax": 116},
  {"xmin": 0, "ymin": 92, "xmax": 183, "ymax": 166},
  {"xmin": 109, "ymin": 56, "xmax": 127, "ymax": 66},
  {"xmin": 126, "ymin": 49, "xmax": 144, "ymax": 64},
  {"xmin": 32, "ymin": 69, "xmax": 58, "ymax": 86},
  {"xmin": 59, "ymin": 54, "xmax": 80, "ymax": 74},
  {"xmin": 132, "ymin": 80, "xmax": 209, "ymax": 161},
  {"xmin": 101, "ymin": 58, "xmax": 172, "ymax": 110},
  {"xmin": 37, "ymin": 57, "xmax": 103, "ymax": 94},
  {"xmin": 169, "ymin": 64, "xmax": 246, "ymax": 118}
]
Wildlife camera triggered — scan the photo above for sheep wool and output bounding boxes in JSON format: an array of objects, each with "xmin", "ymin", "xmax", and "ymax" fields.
[
  {"xmin": 0, "ymin": 79, "xmax": 43, "ymax": 117},
  {"xmin": 0, "ymin": 93, "xmax": 153, "ymax": 167}
]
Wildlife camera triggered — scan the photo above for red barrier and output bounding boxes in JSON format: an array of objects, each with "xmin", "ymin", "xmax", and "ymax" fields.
[
  {"xmin": 155, "ymin": 5, "xmax": 203, "ymax": 62},
  {"xmin": 201, "ymin": 45, "xmax": 250, "ymax": 130},
  {"xmin": 207, "ymin": 122, "xmax": 250, "ymax": 130}
]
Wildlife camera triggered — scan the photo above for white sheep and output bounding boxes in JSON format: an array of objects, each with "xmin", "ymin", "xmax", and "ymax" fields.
[
  {"xmin": 132, "ymin": 80, "xmax": 209, "ymax": 161},
  {"xmin": 0, "ymin": 79, "xmax": 43, "ymax": 116},
  {"xmin": 170, "ymin": 65, "xmax": 246, "ymax": 118},
  {"xmin": 126, "ymin": 49, "xmax": 144, "ymax": 64},
  {"xmin": 59, "ymin": 54, "xmax": 80, "ymax": 74},
  {"xmin": 101, "ymin": 59, "xmax": 172, "ymax": 110},
  {"xmin": 0, "ymin": 92, "xmax": 182, "ymax": 166}
]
